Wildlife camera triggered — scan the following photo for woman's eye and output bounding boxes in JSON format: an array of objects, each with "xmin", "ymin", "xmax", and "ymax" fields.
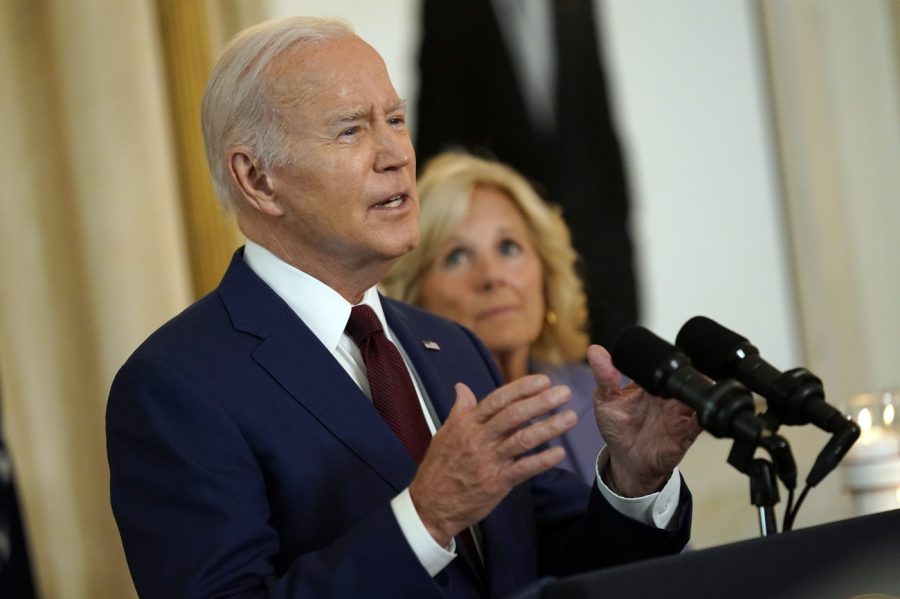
[
  {"xmin": 443, "ymin": 248, "xmax": 467, "ymax": 268},
  {"xmin": 499, "ymin": 239, "xmax": 522, "ymax": 256}
]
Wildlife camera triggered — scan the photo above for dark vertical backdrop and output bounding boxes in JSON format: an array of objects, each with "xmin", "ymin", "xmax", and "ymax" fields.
[{"xmin": 415, "ymin": 0, "xmax": 638, "ymax": 348}]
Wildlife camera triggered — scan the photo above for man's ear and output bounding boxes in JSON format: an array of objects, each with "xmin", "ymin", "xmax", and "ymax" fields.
[{"xmin": 228, "ymin": 148, "xmax": 284, "ymax": 216}]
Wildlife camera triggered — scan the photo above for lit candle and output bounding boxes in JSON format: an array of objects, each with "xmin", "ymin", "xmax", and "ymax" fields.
[
  {"xmin": 847, "ymin": 426, "xmax": 900, "ymax": 462},
  {"xmin": 841, "ymin": 393, "xmax": 900, "ymax": 515}
]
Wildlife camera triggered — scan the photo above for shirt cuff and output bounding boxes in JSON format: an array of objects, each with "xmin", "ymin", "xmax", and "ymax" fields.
[
  {"xmin": 595, "ymin": 446, "xmax": 682, "ymax": 530},
  {"xmin": 391, "ymin": 488, "xmax": 456, "ymax": 576}
]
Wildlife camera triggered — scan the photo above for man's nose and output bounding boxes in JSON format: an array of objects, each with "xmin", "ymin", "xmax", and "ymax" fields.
[{"xmin": 373, "ymin": 126, "xmax": 411, "ymax": 172}]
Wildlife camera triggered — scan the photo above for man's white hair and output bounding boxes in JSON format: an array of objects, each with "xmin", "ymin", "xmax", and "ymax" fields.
[{"xmin": 201, "ymin": 16, "xmax": 354, "ymax": 211}]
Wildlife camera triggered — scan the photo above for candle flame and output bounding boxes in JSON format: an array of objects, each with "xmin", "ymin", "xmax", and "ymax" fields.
[{"xmin": 858, "ymin": 407, "xmax": 873, "ymax": 434}]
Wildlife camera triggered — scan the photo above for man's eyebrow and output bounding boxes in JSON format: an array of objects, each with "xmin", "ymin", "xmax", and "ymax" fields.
[
  {"xmin": 327, "ymin": 109, "xmax": 369, "ymax": 128},
  {"xmin": 326, "ymin": 100, "xmax": 408, "ymax": 128},
  {"xmin": 388, "ymin": 99, "xmax": 408, "ymax": 114}
]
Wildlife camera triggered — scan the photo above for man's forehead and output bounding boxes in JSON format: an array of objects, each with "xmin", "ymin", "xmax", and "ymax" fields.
[
  {"xmin": 267, "ymin": 36, "xmax": 399, "ymax": 112},
  {"xmin": 268, "ymin": 35, "xmax": 382, "ymax": 85}
]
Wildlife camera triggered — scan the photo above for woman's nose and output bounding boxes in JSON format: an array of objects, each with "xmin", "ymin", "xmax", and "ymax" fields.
[{"xmin": 474, "ymin": 255, "xmax": 505, "ymax": 291}]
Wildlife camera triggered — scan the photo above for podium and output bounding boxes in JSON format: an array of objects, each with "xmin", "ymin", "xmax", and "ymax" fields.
[{"xmin": 543, "ymin": 508, "xmax": 900, "ymax": 598}]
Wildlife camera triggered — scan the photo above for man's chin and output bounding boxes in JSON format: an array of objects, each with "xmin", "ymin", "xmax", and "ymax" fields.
[
  {"xmin": 385, "ymin": 233, "xmax": 420, "ymax": 259},
  {"xmin": 364, "ymin": 230, "xmax": 419, "ymax": 273},
  {"xmin": 379, "ymin": 246, "xmax": 413, "ymax": 267}
]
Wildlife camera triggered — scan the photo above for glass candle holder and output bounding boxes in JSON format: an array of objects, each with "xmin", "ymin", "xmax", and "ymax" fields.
[{"xmin": 841, "ymin": 389, "xmax": 900, "ymax": 515}]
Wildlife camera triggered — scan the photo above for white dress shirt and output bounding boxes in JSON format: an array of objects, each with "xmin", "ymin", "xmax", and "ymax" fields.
[{"xmin": 243, "ymin": 240, "xmax": 681, "ymax": 577}]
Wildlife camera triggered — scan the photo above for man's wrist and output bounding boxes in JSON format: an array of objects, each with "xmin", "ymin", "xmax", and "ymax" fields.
[
  {"xmin": 604, "ymin": 461, "xmax": 667, "ymax": 498},
  {"xmin": 391, "ymin": 488, "xmax": 456, "ymax": 577},
  {"xmin": 595, "ymin": 448, "xmax": 683, "ymax": 530}
]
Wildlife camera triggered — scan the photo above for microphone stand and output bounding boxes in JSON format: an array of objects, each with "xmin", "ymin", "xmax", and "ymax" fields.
[
  {"xmin": 727, "ymin": 434, "xmax": 796, "ymax": 537},
  {"xmin": 749, "ymin": 459, "xmax": 779, "ymax": 537}
]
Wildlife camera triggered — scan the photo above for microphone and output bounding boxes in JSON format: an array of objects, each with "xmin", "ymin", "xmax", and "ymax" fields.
[
  {"xmin": 676, "ymin": 316, "xmax": 859, "ymax": 486},
  {"xmin": 613, "ymin": 325, "xmax": 797, "ymax": 490},
  {"xmin": 612, "ymin": 326, "xmax": 790, "ymax": 455}
]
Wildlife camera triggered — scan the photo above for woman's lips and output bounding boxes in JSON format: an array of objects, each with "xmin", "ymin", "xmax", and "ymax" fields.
[{"xmin": 477, "ymin": 305, "xmax": 518, "ymax": 320}]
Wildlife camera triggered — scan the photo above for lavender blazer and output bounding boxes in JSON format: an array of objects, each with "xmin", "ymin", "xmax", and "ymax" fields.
[{"xmin": 531, "ymin": 361, "xmax": 606, "ymax": 486}]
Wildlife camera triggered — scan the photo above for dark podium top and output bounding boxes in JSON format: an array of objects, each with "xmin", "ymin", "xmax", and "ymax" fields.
[{"xmin": 544, "ymin": 508, "xmax": 900, "ymax": 598}]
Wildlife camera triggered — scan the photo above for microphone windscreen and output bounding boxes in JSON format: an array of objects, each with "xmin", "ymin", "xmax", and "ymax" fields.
[
  {"xmin": 611, "ymin": 326, "xmax": 679, "ymax": 396},
  {"xmin": 676, "ymin": 316, "xmax": 747, "ymax": 379}
]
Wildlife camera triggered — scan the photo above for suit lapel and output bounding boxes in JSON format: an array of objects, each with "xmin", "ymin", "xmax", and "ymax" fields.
[
  {"xmin": 382, "ymin": 300, "xmax": 457, "ymax": 425},
  {"xmin": 217, "ymin": 252, "xmax": 417, "ymax": 492}
]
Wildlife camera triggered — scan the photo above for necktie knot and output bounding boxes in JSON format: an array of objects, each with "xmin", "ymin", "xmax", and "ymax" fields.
[{"xmin": 346, "ymin": 305, "xmax": 383, "ymax": 346}]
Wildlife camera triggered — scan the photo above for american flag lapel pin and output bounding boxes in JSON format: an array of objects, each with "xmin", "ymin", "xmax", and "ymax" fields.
[{"xmin": 422, "ymin": 340, "xmax": 441, "ymax": 351}]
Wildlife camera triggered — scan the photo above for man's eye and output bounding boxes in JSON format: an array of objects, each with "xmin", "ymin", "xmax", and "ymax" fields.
[
  {"xmin": 388, "ymin": 116, "xmax": 406, "ymax": 127},
  {"xmin": 339, "ymin": 127, "xmax": 359, "ymax": 138}
]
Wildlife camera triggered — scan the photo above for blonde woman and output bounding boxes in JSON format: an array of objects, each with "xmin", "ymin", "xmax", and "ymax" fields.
[{"xmin": 382, "ymin": 152, "xmax": 603, "ymax": 483}]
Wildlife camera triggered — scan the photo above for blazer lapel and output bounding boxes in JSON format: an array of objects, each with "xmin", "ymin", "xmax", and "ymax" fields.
[
  {"xmin": 381, "ymin": 300, "xmax": 457, "ymax": 425},
  {"xmin": 217, "ymin": 252, "xmax": 417, "ymax": 492}
]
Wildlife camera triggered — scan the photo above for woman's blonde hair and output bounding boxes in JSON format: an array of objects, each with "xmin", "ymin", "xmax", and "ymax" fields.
[{"xmin": 382, "ymin": 152, "xmax": 590, "ymax": 365}]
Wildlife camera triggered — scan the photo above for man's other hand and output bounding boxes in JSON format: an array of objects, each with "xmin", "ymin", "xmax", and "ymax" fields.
[{"xmin": 588, "ymin": 344, "xmax": 701, "ymax": 498}]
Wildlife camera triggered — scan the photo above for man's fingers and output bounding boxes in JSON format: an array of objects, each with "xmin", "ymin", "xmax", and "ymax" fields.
[
  {"xmin": 587, "ymin": 344, "xmax": 621, "ymax": 401},
  {"xmin": 487, "ymin": 385, "xmax": 571, "ymax": 436},
  {"xmin": 496, "ymin": 409, "xmax": 577, "ymax": 459},
  {"xmin": 504, "ymin": 445, "xmax": 567, "ymax": 485},
  {"xmin": 475, "ymin": 374, "xmax": 550, "ymax": 422}
]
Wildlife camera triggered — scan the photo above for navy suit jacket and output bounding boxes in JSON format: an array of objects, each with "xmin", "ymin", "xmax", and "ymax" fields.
[{"xmin": 107, "ymin": 250, "xmax": 690, "ymax": 598}]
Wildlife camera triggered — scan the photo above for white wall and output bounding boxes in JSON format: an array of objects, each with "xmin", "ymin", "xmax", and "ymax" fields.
[{"xmin": 599, "ymin": 0, "xmax": 800, "ymax": 363}]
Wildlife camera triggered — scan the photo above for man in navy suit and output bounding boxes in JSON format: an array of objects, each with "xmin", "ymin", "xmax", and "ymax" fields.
[{"xmin": 106, "ymin": 16, "xmax": 700, "ymax": 598}]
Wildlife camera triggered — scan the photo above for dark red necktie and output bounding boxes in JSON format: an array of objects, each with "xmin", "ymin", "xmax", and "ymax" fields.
[
  {"xmin": 346, "ymin": 305, "xmax": 484, "ymax": 574},
  {"xmin": 346, "ymin": 305, "xmax": 431, "ymax": 463}
]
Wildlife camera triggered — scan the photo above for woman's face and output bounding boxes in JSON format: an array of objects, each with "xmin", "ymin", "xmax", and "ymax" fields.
[{"xmin": 420, "ymin": 184, "xmax": 545, "ymax": 356}]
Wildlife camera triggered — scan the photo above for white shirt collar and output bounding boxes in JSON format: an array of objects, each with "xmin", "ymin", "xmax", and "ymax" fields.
[{"xmin": 242, "ymin": 240, "xmax": 390, "ymax": 352}]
